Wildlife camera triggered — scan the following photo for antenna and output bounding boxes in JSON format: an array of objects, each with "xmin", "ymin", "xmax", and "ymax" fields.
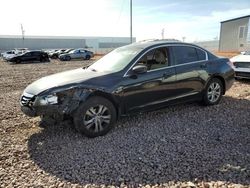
[{"xmin": 21, "ymin": 24, "xmax": 25, "ymax": 47}]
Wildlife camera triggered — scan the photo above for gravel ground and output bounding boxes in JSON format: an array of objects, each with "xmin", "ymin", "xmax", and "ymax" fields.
[{"xmin": 0, "ymin": 59, "xmax": 249, "ymax": 188}]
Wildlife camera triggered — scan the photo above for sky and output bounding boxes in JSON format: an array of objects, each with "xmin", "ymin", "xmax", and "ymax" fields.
[{"xmin": 0, "ymin": 0, "xmax": 250, "ymax": 42}]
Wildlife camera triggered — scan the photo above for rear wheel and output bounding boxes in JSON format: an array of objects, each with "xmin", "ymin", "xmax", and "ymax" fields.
[
  {"xmin": 52, "ymin": 54, "xmax": 57, "ymax": 59},
  {"xmin": 85, "ymin": 55, "xmax": 90, "ymax": 60},
  {"xmin": 73, "ymin": 96, "xmax": 117, "ymax": 137},
  {"xmin": 65, "ymin": 56, "xmax": 71, "ymax": 61},
  {"xmin": 15, "ymin": 59, "xmax": 21, "ymax": 64},
  {"xmin": 203, "ymin": 78, "xmax": 223, "ymax": 105}
]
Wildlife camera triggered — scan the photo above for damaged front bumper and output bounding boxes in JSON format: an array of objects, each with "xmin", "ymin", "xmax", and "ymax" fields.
[
  {"xmin": 20, "ymin": 89, "xmax": 91, "ymax": 117},
  {"xmin": 21, "ymin": 105, "xmax": 61, "ymax": 117}
]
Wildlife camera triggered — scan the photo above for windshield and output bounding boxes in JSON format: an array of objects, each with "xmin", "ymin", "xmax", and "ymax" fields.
[{"xmin": 88, "ymin": 45, "xmax": 143, "ymax": 72}]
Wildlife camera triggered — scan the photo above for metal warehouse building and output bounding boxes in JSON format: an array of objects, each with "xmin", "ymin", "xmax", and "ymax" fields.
[
  {"xmin": 219, "ymin": 15, "xmax": 250, "ymax": 52},
  {"xmin": 0, "ymin": 35, "xmax": 136, "ymax": 53}
]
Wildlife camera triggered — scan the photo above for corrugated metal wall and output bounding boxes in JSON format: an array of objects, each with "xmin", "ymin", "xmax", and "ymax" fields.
[
  {"xmin": 0, "ymin": 38, "xmax": 86, "ymax": 50},
  {"xmin": 0, "ymin": 36, "xmax": 136, "ymax": 53},
  {"xmin": 219, "ymin": 17, "xmax": 249, "ymax": 52}
]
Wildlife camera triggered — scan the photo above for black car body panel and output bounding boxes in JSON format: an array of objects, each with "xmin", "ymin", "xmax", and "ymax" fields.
[
  {"xmin": 9, "ymin": 50, "xmax": 49, "ymax": 63},
  {"xmin": 20, "ymin": 41, "xmax": 235, "ymax": 119}
]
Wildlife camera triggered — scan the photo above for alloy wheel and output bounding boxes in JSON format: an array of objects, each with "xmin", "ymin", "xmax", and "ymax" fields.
[
  {"xmin": 207, "ymin": 82, "xmax": 221, "ymax": 103},
  {"xmin": 84, "ymin": 105, "xmax": 111, "ymax": 133}
]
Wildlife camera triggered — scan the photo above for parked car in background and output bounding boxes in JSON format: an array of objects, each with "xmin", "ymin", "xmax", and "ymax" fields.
[
  {"xmin": 43, "ymin": 49, "xmax": 58, "ymax": 54},
  {"xmin": 2, "ymin": 48, "xmax": 29, "ymax": 60},
  {"xmin": 8, "ymin": 50, "xmax": 49, "ymax": 64},
  {"xmin": 1, "ymin": 50, "xmax": 16, "ymax": 60},
  {"xmin": 230, "ymin": 51, "xmax": 250, "ymax": 79},
  {"xmin": 58, "ymin": 48, "xmax": 74, "ymax": 56},
  {"xmin": 20, "ymin": 40, "xmax": 234, "ymax": 137},
  {"xmin": 49, "ymin": 49, "xmax": 67, "ymax": 59},
  {"xmin": 59, "ymin": 49, "xmax": 94, "ymax": 61}
]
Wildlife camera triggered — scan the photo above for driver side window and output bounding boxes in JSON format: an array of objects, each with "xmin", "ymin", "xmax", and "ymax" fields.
[{"xmin": 137, "ymin": 47, "xmax": 169, "ymax": 71}]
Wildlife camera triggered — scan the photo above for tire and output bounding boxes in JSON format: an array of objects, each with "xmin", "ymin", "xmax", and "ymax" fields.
[
  {"xmin": 39, "ymin": 57, "xmax": 44, "ymax": 62},
  {"xmin": 52, "ymin": 55, "xmax": 57, "ymax": 59},
  {"xmin": 85, "ymin": 55, "xmax": 90, "ymax": 60},
  {"xmin": 65, "ymin": 56, "xmax": 71, "ymax": 61},
  {"xmin": 203, "ymin": 78, "xmax": 223, "ymax": 105},
  {"xmin": 73, "ymin": 96, "xmax": 117, "ymax": 138},
  {"xmin": 16, "ymin": 59, "xmax": 21, "ymax": 64}
]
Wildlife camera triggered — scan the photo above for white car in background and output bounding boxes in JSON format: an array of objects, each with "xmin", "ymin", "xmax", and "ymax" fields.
[
  {"xmin": 1, "ymin": 48, "xmax": 29, "ymax": 61},
  {"xmin": 1, "ymin": 50, "xmax": 15, "ymax": 60},
  {"xmin": 230, "ymin": 51, "xmax": 250, "ymax": 79}
]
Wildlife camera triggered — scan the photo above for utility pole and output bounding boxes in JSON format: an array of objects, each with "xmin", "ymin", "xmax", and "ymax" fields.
[
  {"xmin": 21, "ymin": 24, "xmax": 25, "ymax": 48},
  {"xmin": 130, "ymin": 0, "xmax": 132, "ymax": 43},
  {"xmin": 161, "ymin": 28, "xmax": 165, "ymax": 39}
]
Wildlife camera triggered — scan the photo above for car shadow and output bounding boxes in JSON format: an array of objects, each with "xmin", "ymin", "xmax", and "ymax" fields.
[
  {"xmin": 27, "ymin": 96, "xmax": 250, "ymax": 186},
  {"xmin": 58, "ymin": 59, "xmax": 93, "ymax": 63},
  {"xmin": 7, "ymin": 60, "xmax": 50, "ymax": 65},
  {"xmin": 236, "ymin": 78, "xmax": 250, "ymax": 84}
]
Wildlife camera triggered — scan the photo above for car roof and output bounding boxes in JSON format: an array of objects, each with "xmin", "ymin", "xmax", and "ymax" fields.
[{"xmin": 126, "ymin": 39, "xmax": 198, "ymax": 50}]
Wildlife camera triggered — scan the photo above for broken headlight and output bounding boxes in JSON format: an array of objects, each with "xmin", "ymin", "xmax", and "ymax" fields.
[{"xmin": 36, "ymin": 94, "xmax": 58, "ymax": 106}]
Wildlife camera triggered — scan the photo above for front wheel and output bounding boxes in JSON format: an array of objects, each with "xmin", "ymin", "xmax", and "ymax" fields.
[
  {"xmin": 203, "ymin": 78, "xmax": 223, "ymax": 105},
  {"xmin": 85, "ymin": 55, "xmax": 90, "ymax": 60},
  {"xmin": 73, "ymin": 96, "xmax": 117, "ymax": 137},
  {"xmin": 65, "ymin": 56, "xmax": 71, "ymax": 61}
]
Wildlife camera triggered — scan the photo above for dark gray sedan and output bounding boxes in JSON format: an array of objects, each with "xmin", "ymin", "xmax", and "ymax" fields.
[{"xmin": 59, "ymin": 49, "xmax": 94, "ymax": 61}]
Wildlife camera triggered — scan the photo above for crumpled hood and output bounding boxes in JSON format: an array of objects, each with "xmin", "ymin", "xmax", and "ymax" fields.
[{"xmin": 24, "ymin": 68, "xmax": 108, "ymax": 95}]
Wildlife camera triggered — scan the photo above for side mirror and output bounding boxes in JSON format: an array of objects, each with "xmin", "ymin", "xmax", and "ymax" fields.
[{"xmin": 132, "ymin": 65, "xmax": 147, "ymax": 74}]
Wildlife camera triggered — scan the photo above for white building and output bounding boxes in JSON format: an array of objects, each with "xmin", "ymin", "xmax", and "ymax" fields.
[
  {"xmin": 219, "ymin": 15, "xmax": 250, "ymax": 52},
  {"xmin": 0, "ymin": 35, "xmax": 136, "ymax": 54}
]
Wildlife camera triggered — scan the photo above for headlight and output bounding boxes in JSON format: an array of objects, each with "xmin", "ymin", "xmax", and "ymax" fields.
[{"xmin": 36, "ymin": 94, "xmax": 58, "ymax": 105}]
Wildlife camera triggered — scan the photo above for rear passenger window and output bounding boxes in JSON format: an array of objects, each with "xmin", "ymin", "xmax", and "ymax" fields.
[
  {"xmin": 172, "ymin": 46, "xmax": 206, "ymax": 65},
  {"xmin": 196, "ymin": 48, "xmax": 206, "ymax": 60}
]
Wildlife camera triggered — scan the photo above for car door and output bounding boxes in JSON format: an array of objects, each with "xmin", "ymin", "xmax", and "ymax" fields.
[
  {"xmin": 79, "ymin": 50, "xmax": 86, "ymax": 59},
  {"xmin": 74, "ymin": 50, "xmax": 82, "ymax": 59},
  {"xmin": 22, "ymin": 52, "xmax": 33, "ymax": 62},
  {"xmin": 69, "ymin": 50, "xmax": 78, "ymax": 59},
  {"xmin": 171, "ymin": 45, "xmax": 208, "ymax": 99},
  {"xmin": 33, "ymin": 52, "xmax": 40, "ymax": 61},
  {"xmin": 122, "ymin": 46, "xmax": 176, "ymax": 113}
]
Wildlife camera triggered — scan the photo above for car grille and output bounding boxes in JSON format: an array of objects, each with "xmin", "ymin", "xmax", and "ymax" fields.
[
  {"xmin": 20, "ymin": 92, "xmax": 35, "ymax": 106},
  {"xmin": 234, "ymin": 62, "xmax": 250, "ymax": 68}
]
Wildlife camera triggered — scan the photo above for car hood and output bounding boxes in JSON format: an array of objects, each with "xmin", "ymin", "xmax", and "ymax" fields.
[
  {"xmin": 230, "ymin": 55, "xmax": 250, "ymax": 62},
  {"xmin": 59, "ymin": 53, "xmax": 69, "ymax": 57},
  {"xmin": 5, "ymin": 54, "xmax": 16, "ymax": 59},
  {"xmin": 24, "ymin": 68, "xmax": 115, "ymax": 95}
]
